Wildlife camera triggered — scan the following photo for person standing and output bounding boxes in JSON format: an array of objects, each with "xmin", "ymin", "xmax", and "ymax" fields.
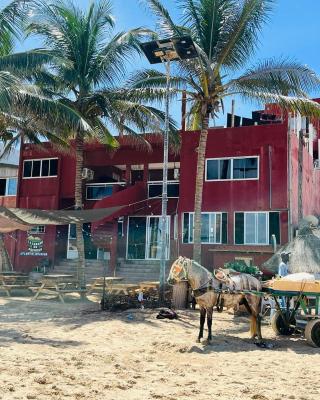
[{"xmin": 278, "ymin": 252, "xmax": 289, "ymax": 277}]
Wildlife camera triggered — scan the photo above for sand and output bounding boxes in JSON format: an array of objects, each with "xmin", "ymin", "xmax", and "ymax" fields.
[{"xmin": 0, "ymin": 294, "xmax": 319, "ymax": 400}]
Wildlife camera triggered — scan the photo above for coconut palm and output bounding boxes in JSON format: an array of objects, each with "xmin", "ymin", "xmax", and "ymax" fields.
[
  {"xmin": 130, "ymin": 0, "xmax": 320, "ymax": 263},
  {"xmin": 26, "ymin": 0, "xmax": 177, "ymax": 286}
]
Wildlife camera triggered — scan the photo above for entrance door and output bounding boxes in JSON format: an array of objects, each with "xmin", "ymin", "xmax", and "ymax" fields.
[
  {"xmin": 67, "ymin": 224, "xmax": 78, "ymax": 259},
  {"xmin": 127, "ymin": 216, "xmax": 170, "ymax": 260},
  {"xmin": 67, "ymin": 223, "xmax": 98, "ymax": 259},
  {"xmin": 127, "ymin": 217, "xmax": 147, "ymax": 259}
]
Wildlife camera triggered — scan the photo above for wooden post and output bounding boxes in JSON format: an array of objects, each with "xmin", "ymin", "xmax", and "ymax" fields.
[{"xmin": 172, "ymin": 281, "xmax": 188, "ymax": 309}]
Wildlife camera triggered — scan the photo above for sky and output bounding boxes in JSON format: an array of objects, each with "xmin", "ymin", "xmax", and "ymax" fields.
[{"xmin": 4, "ymin": 0, "xmax": 320, "ymax": 128}]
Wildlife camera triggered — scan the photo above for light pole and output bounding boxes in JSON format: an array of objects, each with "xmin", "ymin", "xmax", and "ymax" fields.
[{"xmin": 140, "ymin": 36, "xmax": 198, "ymax": 302}]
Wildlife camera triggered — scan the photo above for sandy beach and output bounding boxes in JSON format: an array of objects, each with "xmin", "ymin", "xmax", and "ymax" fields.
[{"xmin": 0, "ymin": 295, "xmax": 319, "ymax": 400}]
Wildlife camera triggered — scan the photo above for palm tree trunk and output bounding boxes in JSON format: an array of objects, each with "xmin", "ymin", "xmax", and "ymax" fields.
[
  {"xmin": 0, "ymin": 233, "xmax": 12, "ymax": 272},
  {"xmin": 193, "ymin": 115, "xmax": 209, "ymax": 263},
  {"xmin": 74, "ymin": 135, "xmax": 86, "ymax": 288}
]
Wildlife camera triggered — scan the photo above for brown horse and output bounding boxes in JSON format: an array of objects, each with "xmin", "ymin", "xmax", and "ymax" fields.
[{"xmin": 168, "ymin": 256, "xmax": 263, "ymax": 343}]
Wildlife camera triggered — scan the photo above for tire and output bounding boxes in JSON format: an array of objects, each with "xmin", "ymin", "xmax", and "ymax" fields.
[
  {"xmin": 271, "ymin": 310, "xmax": 295, "ymax": 336},
  {"xmin": 305, "ymin": 319, "xmax": 320, "ymax": 348}
]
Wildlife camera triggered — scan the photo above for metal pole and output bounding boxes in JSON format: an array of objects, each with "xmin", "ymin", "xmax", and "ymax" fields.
[
  {"xmin": 231, "ymin": 99, "xmax": 235, "ymax": 128},
  {"xmin": 159, "ymin": 59, "xmax": 170, "ymax": 302}
]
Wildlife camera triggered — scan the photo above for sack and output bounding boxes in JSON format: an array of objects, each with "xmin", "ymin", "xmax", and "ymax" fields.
[{"xmin": 156, "ymin": 309, "xmax": 178, "ymax": 320}]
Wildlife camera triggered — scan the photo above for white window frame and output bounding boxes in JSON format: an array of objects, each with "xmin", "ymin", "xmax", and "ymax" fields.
[
  {"xmin": 29, "ymin": 225, "xmax": 46, "ymax": 234},
  {"xmin": 147, "ymin": 180, "xmax": 179, "ymax": 198},
  {"xmin": 182, "ymin": 212, "xmax": 223, "ymax": 244},
  {"xmin": 234, "ymin": 211, "xmax": 270, "ymax": 245},
  {"xmin": 0, "ymin": 177, "xmax": 18, "ymax": 197},
  {"xmin": 205, "ymin": 156, "xmax": 259, "ymax": 182},
  {"xmin": 22, "ymin": 158, "xmax": 58, "ymax": 179}
]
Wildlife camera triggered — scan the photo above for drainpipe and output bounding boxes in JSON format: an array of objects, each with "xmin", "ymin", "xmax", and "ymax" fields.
[
  {"xmin": 298, "ymin": 129, "xmax": 304, "ymax": 223},
  {"xmin": 268, "ymin": 145, "xmax": 272, "ymax": 209},
  {"xmin": 287, "ymin": 115, "xmax": 293, "ymax": 241}
]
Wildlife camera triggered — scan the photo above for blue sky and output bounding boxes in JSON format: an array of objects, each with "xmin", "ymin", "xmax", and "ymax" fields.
[{"xmin": 7, "ymin": 0, "xmax": 320, "ymax": 127}]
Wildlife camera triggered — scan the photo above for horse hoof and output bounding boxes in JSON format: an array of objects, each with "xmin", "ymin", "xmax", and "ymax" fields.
[{"xmin": 196, "ymin": 338, "xmax": 201, "ymax": 343}]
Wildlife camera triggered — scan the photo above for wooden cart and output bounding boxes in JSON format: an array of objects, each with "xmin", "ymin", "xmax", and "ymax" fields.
[{"xmin": 265, "ymin": 279, "xmax": 320, "ymax": 348}]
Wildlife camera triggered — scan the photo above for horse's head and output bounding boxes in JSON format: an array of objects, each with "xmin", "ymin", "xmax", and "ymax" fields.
[{"xmin": 167, "ymin": 256, "xmax": 189, "ymax": 285}]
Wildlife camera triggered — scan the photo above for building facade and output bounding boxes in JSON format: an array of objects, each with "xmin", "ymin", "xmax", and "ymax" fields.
[{"xmin": 5, "ymin": 107, "xmax": 320, "ymax": 274}]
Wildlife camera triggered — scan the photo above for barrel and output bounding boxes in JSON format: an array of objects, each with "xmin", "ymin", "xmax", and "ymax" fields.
[{"xmin": 172, "ymin": 281, "xmax": 188, "ymax": 309}]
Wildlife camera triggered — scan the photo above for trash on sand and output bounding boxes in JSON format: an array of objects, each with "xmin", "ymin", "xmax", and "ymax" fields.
[{"xmin": 156, "ymin": 309, "xmax": 178, "ymax": 320}]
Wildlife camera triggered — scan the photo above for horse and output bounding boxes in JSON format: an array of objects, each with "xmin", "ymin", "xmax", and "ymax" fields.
[{"xmin": 167, "ymin": 256, "xmax": 263, "ymax": 343}]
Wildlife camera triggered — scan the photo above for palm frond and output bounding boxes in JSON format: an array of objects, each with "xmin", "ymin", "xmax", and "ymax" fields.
[{"xmin": 215, "ymin": 0, "xmax": 275, "ymax": 69}]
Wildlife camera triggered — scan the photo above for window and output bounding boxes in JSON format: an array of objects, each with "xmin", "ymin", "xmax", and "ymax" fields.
[
  {"xmin": 23, "ymin": 158, "xmax": 58, "ymax": 178},
  {"xmin": 182, "ymin": 212, "xmax": 228, "ymax": 244},
  {"xmin": 29, "ymin": 225, "xmax": 46, "ymax": 234},
  {"xmin": 234, "ymin": 211, "xmax": 280, "ymax": 245},
  {"xmin": 206, "ymin": 157, "xmax": 258, "ymax": 181},
  {"xmin": 86, "ymin": 184, "xmax": 113, "ymax": 200},
  {"xmin": 148, "ymin": 182, "xmax": 179, "ymax": 198},
  {"xmin": 0, "ymin": 177, "xmax": 18, "ymax": 196}
]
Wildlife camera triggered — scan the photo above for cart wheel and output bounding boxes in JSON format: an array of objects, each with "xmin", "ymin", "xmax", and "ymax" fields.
[
  {"xmin": 305, "ymin": 319, "xmax": 320, "ymax": 348},
  {"xmin": 271, "ymin": 310, "xmax": 295, "ymax": 336}
]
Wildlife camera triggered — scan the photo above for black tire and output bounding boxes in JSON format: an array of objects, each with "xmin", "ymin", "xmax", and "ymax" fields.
[
  {"xmin": 305, "ymin": 319, "xmax": 320, "ymax": 348},
  {"xmin": 271, "ymin": 310, "xmax": 296, "ymax": 336}
]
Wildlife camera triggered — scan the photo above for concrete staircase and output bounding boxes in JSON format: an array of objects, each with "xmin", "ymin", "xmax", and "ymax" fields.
[
  {"xmin": 53, "ymin": 259, "xmax": 105, "ymax": 282},
  {"xmin": 115, "ymin": 259, "xmax": 166, "ymax": 283}
]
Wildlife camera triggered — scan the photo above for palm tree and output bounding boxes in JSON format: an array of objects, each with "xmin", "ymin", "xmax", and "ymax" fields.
[
  {"xmin": 131, "ymin": 0, "xmax": 320, "ymax": 263},
  {"xmin": 0, "ymin": 0, "xmax": 93, "ymax": 271},
  {"xmin": 26, "ymin": 0, "xmax": 177, "ymax": 286}
]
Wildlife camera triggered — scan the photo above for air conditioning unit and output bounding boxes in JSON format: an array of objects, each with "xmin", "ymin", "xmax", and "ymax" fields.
[{"xmin": 82, "ymin": 168, "xmax": 94, "ymax": 181}]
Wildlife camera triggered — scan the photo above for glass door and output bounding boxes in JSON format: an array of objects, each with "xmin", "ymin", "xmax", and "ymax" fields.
[
  {"xmin": 127, "ymin": 217, "xmax": 147, "ymax": 259},
  {"xmin": 146, "ymin": 216, "xmax": 170, "ymax": 260}
]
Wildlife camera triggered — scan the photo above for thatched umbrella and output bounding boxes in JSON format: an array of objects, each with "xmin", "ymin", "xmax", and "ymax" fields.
[{"xmin": 263, "ymin": 225, "xmax": 320, "ymax": 274}]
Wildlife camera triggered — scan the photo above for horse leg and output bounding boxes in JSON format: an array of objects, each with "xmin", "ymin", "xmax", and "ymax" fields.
[
  {"xmin": 197, "ymin": 307, "xmax": 206, "ymax": 343},
  {"xmin": 207, "ymin": 306, "xmax": 213, "ymax": 342},
  {"xmin": 240, "ymin": 297, "xmax": 257, "ymax": 339}
]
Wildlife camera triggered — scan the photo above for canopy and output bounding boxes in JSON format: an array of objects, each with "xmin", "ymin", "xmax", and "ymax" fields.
[{"xmin": 0, "ymin": 206, "xmax": 123, "ymax": 233}]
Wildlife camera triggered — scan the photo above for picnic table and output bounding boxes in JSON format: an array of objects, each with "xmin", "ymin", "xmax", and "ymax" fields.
[
  {"xmin": 0, "ymin": 272, "xmax": 32, "ymax": 296},
  {"xmin": 32, "ymin": 274, "xmax": 86, "ymax": 303},
  {"xmin": 87, "ymin": 276, "xmax": 123, "ymax": 295}
]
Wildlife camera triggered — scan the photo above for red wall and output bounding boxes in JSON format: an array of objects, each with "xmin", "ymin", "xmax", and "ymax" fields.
[{"xmin": 178, "ymin": 123, "xmax": 289, "ymax": 269}]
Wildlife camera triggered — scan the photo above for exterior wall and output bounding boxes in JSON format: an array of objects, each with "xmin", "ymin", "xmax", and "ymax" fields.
[
  {"xmin": 178, "ymin": 123, "xmax": 289, "ymax": 270},
  {"xmin": 290, "ymin": 133, "xmax": 320, "ymax": 228}
]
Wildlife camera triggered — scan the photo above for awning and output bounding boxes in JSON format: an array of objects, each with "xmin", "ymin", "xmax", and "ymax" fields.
[{"xmin": 0, "ymin": 206, "xmax": 123, "ymax": 233}]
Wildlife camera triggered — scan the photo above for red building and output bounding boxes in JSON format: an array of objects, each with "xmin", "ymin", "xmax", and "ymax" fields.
[{"xmin": 5, "ymin": 106, "xmax": 320, "ymax": 276}]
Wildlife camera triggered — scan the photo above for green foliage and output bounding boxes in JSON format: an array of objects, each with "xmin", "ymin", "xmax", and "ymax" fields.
[{"xmin": 224, "ymin": 260, "xmax": 261, "ymax": 276}]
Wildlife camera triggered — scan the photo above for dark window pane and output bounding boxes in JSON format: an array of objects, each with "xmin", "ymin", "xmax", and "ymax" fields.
[
  {"xmin": 245, "ymin": 158, "xmax": 258, "ymax": 178},
  {"xmin": 235, "ymin": 213, "xmax": 244, "ymax": 244},
  {"xmin": 206, "ymin": 160, "xmax": 219, "ymax": 180},
  {"xmin": 49, "ymin": 159, "xmax": 58, "ymax": 176},
  {"xmin": 32, "ymin": 160, "xmax": 41, "ymax": 177},
  {"xmin": 269, "ymin": 212, "xmax": 280, "ymax": 245},
  {"xmin": 183, "ymin": 213, "xmax": 189, "ymax": 243},
  {"xmin": 127, "ymin": 217, "xmax": 146, "ymax": 259},
  {"xmin": 23, "ymin": 161, "xmax": 32, "ymax": 177},
  {"xmin": 220, "ymin": 159, "xmax": 231, "ymax": 179},
  {"xmin": 0, "ymin": 179, "xmax": 6, "ymax": 196},
  {"xmin": 69, "ymin": 224, "xmax": 76, "ymax": 239},
  {"xmin": 222, "ymin": 213, "xmax": 228, "ymax": 244},
  {"xmin": 167, "ymin": 183, "xmax": 179, "ymax": 197},
  {"xmin": 42, "ymin": 159, "xmax": 49, "ymax": 176},
  {"xmin": 148, "ymin": 184, "xmax": 162, "ymax": 198},
  {"xmin": 233, "ymin": 159, "xmax": 245, "ymax": 179},
  {"xmin": 87, "ymin": 185, "xmax": 113, "ymax": 200}
]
